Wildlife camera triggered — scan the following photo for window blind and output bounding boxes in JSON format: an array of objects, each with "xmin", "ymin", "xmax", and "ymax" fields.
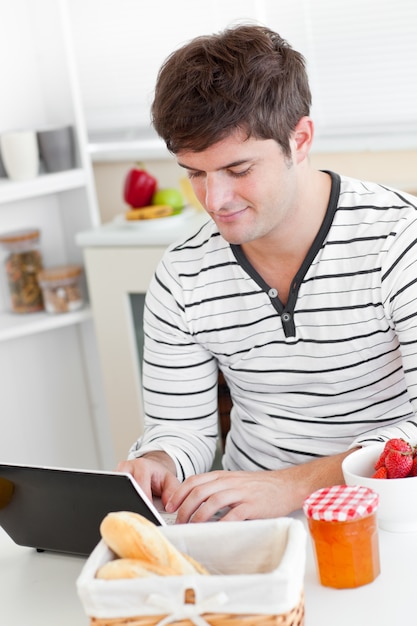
[{"xmin": 67, "ymin": 0, "xmax": 417, "ymax": 152}]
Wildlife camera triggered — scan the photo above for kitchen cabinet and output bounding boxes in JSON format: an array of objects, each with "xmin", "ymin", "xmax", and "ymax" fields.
[
  {"xmin": 76, "ymin": 211, "xmax": 208, "ymax": 463},
  {"xmin": 0, "ymin": 0, "xmax": 112, "ymax": 469}
]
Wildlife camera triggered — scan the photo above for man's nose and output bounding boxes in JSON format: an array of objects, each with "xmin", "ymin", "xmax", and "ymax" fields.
[{"xmin": 204, "ymin": 175, "xmax": 234, "ymax": 212}]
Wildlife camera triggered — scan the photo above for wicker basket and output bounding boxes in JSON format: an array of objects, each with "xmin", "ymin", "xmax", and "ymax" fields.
[
  {"xmin": 88, "ymin": 592, "xmax": 304, "ymax": 626},
  {"xmin": 77, "ymin": 518, "xmax": 306, "ymax": 626}
]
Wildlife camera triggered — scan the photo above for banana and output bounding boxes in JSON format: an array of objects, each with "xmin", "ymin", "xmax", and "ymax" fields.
[{"xmin": 125, "ymin": 205, "xmax": 174, "ymax": 220}]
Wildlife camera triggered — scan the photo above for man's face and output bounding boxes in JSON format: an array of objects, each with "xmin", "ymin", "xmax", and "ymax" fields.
[{"xmin": 177, "ymin": 128, "xmax": 298, "ymax": 246}]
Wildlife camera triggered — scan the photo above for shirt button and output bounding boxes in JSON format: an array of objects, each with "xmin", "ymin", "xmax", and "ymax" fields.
[
  {"xmin": 282, "ymin": 312, "xmax": 291, "ymax": 322},
  {"xmin": 268, "ymin": 288, "xmax": 278, "ymax": 298}
]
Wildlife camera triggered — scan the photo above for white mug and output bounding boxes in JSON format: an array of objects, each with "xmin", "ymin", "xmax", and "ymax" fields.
[{"xmin": 0, "ymin": 130, "xmax": 39, "ymax": 181}]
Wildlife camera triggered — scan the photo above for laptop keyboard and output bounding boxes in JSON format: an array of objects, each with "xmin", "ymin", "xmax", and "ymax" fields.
[
  {"xmin": 154, "ymin": 497, "xmax": 227, "ymax": 524},
  {"xmin": 160, "ymin": 511, "xmax": 178, "ymax": 525}
]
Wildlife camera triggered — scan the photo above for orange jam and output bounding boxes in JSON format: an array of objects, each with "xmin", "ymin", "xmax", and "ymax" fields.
[{"xmin": 303, "ymin": 485, "xmax": 380, "ymax": 589}]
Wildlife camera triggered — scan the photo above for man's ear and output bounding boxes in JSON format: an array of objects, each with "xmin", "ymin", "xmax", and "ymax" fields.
[{"xmin": 292, "ymin": 116, "xmax": 314, "ymax": 164}]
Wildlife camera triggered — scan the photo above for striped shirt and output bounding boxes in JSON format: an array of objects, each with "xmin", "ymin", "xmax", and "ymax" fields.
[{"xmin": 129, "ymin": 171, "xmax": 417, "ymax": 480}]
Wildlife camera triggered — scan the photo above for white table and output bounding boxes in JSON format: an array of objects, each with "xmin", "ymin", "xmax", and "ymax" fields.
[
  {"xmin": 1, "ymin": 517, "xmax": 416, "ymax": 626},
  {"xmin": 301, "ymin": 516, "xmax": 416, "ymax": 625},
  {"xmin": 0, "ymin": 526, "xmax": 88, "ymax": 626}
]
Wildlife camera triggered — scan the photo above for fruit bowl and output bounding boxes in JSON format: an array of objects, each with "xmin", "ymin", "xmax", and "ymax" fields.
[{"xmin": 342, "ymin": 443, "xmax": 417, "ymax": 533}]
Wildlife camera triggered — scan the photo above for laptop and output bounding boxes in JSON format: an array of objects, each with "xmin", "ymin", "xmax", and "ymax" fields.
[{"xmin": 0, "ymin": 463, "xmax": 172, "ymax": 557}]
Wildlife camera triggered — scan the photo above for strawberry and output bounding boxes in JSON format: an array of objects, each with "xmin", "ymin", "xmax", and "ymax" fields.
[
  {"xmin": 372, "ymin": 438, "xmax": 415, "ymax": 478},
  {"xmin": 374, "ymin": 438, "xmax": 411, "ymax": 470},
  {"xmin": 371, "ymin": 466, "xmax": 388, "ymax": 479},
  {"xmin": 385, "ymin": 438, "xmax": 413, "ymax": 454},
  {"xmin": 374, "ymin": 448, "xmax": 388, "ymax": 470},
  {"xmin": 408, "ymin": 456, "xmax": 417, "ymax": 477},
  {"xmin": 385, "ymin": 448, "xmax": 413, "ymax": 478}
]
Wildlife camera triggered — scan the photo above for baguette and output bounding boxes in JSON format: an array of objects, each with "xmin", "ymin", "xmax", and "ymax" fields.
[
  {"xmin": 99, "ymin": 511, "xmax": 207, "ymax": 576},
  {"xmin": 182, "ymin": 552, "xmax": 210, "ymax": 575},
  {"xmin": 96, "ymin": 558, "xmax": 179, "ymax": 580}
]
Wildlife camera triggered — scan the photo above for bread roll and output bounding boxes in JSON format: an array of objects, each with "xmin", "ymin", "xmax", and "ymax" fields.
[
  {"xmin": 96, "ymin": 558, "xmax": 179, "ymax": 580},
  {"xmin": 99, "ymin": 511, "xmax": 203, "ymax": 575},
  {"xmin": 182, "ymin": 552, "xmax": 210, "ymax": 575}
]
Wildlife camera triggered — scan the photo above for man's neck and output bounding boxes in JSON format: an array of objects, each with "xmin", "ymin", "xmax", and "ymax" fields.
[{"xmin": 240, "ymin": 169, "xmax": 332, "ymax": 303}]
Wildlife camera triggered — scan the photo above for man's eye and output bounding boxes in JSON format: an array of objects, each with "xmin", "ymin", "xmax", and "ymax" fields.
[
  {"xmin": 229, "ymin": 168, "xmax": 252, "ymax": 178},
  {"xmin": 187, "ymin": 171, "xmax": 203, "ymax": 180}
]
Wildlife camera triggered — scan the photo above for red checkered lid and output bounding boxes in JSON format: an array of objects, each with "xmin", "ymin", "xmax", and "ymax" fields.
[{"xmin": 303, "ymin": 484, "xmax": 379, "ymax": 522}]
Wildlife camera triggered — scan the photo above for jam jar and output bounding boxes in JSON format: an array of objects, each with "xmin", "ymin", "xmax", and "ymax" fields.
[
  {"xmin": 0, "ymin": 228, "xmax": 44, "ymax": 313},
  {"xmin": 303, "ymin": 484, "xmax": 380, "ymax": 588}
]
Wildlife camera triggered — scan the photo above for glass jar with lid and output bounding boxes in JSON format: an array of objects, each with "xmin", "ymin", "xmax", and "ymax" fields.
[
  {"xmin": 0, "ymin": 228, "xmax": 44, "ymax": 313},
  {"xmin": 303, "ymin": 484, "xmax": 380, "ymax": 588},
  {"xmin": 37, "ymin": 264, "xmax": 84, "ymax": 314}
]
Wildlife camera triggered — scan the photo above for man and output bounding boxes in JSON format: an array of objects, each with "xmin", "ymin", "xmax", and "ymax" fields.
[{"xmin": 118, "ymin": 24, "xmax": 417, "ymax": 522}]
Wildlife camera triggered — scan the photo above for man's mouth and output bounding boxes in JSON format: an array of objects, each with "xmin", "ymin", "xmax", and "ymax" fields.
[{"xmin": 211, "ymin": 207, "xmax": 248, "ymax": 223}]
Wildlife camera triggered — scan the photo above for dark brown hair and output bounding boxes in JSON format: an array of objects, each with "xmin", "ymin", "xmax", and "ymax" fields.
[{"xmin": 151, "ymin": 24, "xmax": 311, "ymax": 157}]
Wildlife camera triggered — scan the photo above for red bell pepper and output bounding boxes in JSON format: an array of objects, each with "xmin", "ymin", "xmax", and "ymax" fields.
[{"xmin": 123, "ymin": 165, "xmax": 157, "ymax": 208}]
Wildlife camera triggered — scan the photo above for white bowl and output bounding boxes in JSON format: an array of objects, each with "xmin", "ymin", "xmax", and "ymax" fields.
[{"xmin": 342, "ymin": 443, "xmax": 417, "ymax": 533}]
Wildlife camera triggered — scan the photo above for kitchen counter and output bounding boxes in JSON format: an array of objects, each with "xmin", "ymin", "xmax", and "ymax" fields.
[{"xmin": 1, "ymin": 513, "xmax": 416, "ymax": 626}]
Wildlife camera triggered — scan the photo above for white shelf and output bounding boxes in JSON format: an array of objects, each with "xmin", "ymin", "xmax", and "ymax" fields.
[
  {"xmin": 0, "ymin": 305, "xmax": 92, "ymax": 342},
  {"xmin": 0, "ymin": 0, "xmax": 111, "ymax": 471},
  {"xmin": 86, "ymin": 127, "xmax": 170, "ymax": 162},
  {"xmin": 0, "ymin": 169, "xmax": 87, "ymax": 205},
  {"xmin": 88, "ymin": 132, "xmax": 417, "ymax": 163},
  {"xmin": 88, "ymin": 138, "xmax": 170, "ymax": 162}
]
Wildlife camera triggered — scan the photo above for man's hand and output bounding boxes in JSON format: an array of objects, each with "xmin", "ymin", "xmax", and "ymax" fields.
[
  {"xmin": 117, "ymin": 451, "xmax": 180, "ymax": 504},
  {"xmin": 165, "ymin": 448, "xmax": 359, "ymax": 523}
]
